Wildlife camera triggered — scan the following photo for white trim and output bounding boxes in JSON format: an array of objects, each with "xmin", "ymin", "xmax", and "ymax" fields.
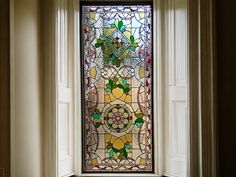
[
  {"xmin": 73, "ymin": 0, "xmax": 82, "ymax": 175},
  {"xmin": 75, "ymin": 174, "xmax": 161, "ymax": 177},
  {"xmin": 154, "ymin": 0, "xmax": 165, "ymax": 175}
]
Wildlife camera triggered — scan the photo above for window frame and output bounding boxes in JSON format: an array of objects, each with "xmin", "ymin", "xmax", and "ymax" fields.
[
  {"xmin": 38, "ymin": 0, "xmax": 218, "ymax": 177},
  {"xmin": 75, "ymin": 1, "xmax": 162, "ymax": 176},
  {"xmin": 79, "ymin": 1, "xmax": 156, "ymax": 174}
]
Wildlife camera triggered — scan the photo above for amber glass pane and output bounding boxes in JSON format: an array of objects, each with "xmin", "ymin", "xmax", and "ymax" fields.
[{"xmin": 81, "ymin": 3, "xmax": 153, "ymax": 172}]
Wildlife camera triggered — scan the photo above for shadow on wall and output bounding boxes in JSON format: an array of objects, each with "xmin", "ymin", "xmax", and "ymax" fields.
[
  {"xmin": 216, "ymin": 0, "xmax": 236, "ymax": 176},
  {"xmin": 0, "ymin": 0, "xmax": 10, "ymax": 176}
]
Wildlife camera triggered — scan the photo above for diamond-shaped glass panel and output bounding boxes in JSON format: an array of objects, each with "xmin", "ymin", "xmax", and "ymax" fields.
[{"xmin": 105, "ymin": 30, "xmax": 131, "ymax": 57}]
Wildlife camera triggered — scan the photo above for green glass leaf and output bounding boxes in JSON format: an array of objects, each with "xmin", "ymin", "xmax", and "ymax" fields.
[
  {"xmin": 104, "ymin": 58, "xmax": 109, "ymax": 64},
  {"xmin": 116, "ymin": 59, "xmax": 121, "ymax": 67},
  {"xmin": 120, "ymin": 25, "xmax": 126, "ymax": 33},
  {"xmin": 118, "ymin": 21, "xmax": 123, "ymax": 30},
  {"xmin": 115, "ymin": 19, "xmax": 119, "ymax": 28},
  {"xmin": 123, "ymin": 150, "xmax": 128, "ymax": 158},
  {"xmin": 122, "ymin": 79, "xmax": 127, "ymax": 86},
  {"xmin": 113, "ymin": 152, "xmax": 119, "ymax": 159},
  {"xmin": 113, "ymin": 77, "xmax": 118, "ymax": 83},
  {"xmin": 97, "ymin": 38, "xmax": 104, "ymax": 43},
  {"xmin": 124, "ymin": 87, "xmax": 130, "ymax": 93},
  {"xmin": 108, "ymin": 53, "xmax": 115, "ymax": 61},
  {"xmin": 135, "ymin": 118, "xmax": 144, "ymax": 124},
  {"xmin": 95, "ymin": 109, "xmax": 102, "ymax": 114},
  {"xmin": 128, "ymin": 47, "xmax": 135, "ymax": 52},
  {"xmin": 113, "ymin": 148, "xmax": 119, "ymax": 153},
  {"xmin": 109, "ymin": 79, "xmax": 114, "ymax": 88},
  {"xmin": 100, "ymin": 36, "xmax": 106, "ymax": 41},
  {"xmin": 125, "ymin": 83, "xmax": 130, "ymax": 88},
  {"xmin": 95, "ymin": 43, "xmax": 102, "ymax": 48},
  {"xmin": 109, "ymin": 149, "xmax": 114, "ymax": 157},
  {"xmin": 94, "ymin": 122, "xmax": 102, "ymax": 128},
  {"xmin": 128, "ymin": 43, "xmax": 138, "ymax": 51},
  {"xmin": 92, "ymin": 113, "xmax": 102, "ymax": 119},
  {"xmin": 119, "ymin": 148, "xmax": 124, "ymax": 153},
  {"xmin": 101, "ymin": 45, "xmax": 105, "ymax": 51},
  {"xmin": 118, "ymin": 153, "xmax": 124, "ymax": 160},
  {"xmin": 125, "ymin": 144, "xmax": 131, "ymax": 150},
  {"xmin": 106, "ymin": 88, "xmax": 111, "ymax": 93},
  {"xmin": 126, "ymin": 149, "xmax": 131, "ymax": 153},
  {"xmin": 106, "ymin": 142, "xmax": 112, "ymax": 150},
  {"xmin": 135, "ymin": 113, "xmax": 143, "ymax": 119},
  {"xmin": 132, "ymin": 42, "xmax": 138, "ymax": 48},
  {"xmin": 135, "ymin": 122, "xmax": 143, "ymax": 128},
  {"xmin": 117, "ymin": 84, "xmax": 123, "ymax": 89},
  {"xmin": 130, "ymin": 35, "xmax": 135, "ymax": 43},
  {"xmin": 93, "ymin": 119, "xmax": 101, "ymax": 123},
  {"xmin": 135, "ymin": 118, "xmax": 144, "ymax": 128}
]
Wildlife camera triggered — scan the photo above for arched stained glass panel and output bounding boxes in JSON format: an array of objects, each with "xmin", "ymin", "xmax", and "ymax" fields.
[{"xmin": 81, "ymin": 2, "xmax": 153, "ymax": 172}]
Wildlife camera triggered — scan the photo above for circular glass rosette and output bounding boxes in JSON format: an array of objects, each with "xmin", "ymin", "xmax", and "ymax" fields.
[{"xmin": 104, "ymin": 104, "xmax": 132, "ymax": 133}]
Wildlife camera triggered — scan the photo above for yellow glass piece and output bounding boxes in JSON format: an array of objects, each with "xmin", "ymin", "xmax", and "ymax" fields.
[
  {"xmin": 139, "ymin": 158, "xmax": 146, "ymax": 165},
  {"xmin": 105, "ymin": 134, "xmax": 111, "ymax": 142},
  {"xmin": 120, "ymin": 94, "xmax": 126, "ymax": 101},
  {"xmin": 89, "ymin": 12, "xmax": 96, "ymax": 19},
  {"xmin": 104, "ymin": 28, "xmax": 116, "ymax": 36},
  {"xmin": 139, "ymin": 67, "xmax": 145, "ymax": 78},
  {"xmin": 120, "ymin": 50, "xmax": 129, "ymax": 58},
  {"xmin": 125, "ymin": 95, "xmax": 132, "ymax": 103},
  {"xmin": 113, "ymin": 138, "xmax": 124, "ymax": 149},
  {"xmin": 113, "ymin": 152, "xmax": 119, "ymax": 159},
  {"xmin": 136, "ymin": 108, "xmax": 142, "ymax": 114},
  {"xmin": 123, "ymin": 31, "xmax": 131, "ymax": 38},
  {"xmin": 110, "ymin": 135, "xmax": 117, "ymax": 143},
  {"xmin": 91, "ymin": 158, "xmax": 98, "ymax": 165},
  {"xmin": 120, "ymin": 135, "xmax": 126, "ymax": 142},
  {"xmin": 118, "ymin": 78, "xmax": 122, "ymax": 84},
  {"xmin": 139, "ymin": 12, "xmax": 145, "ymax": 19},
  {"xmin": 112, "ymin": 88, "xmax": 124, "ymax": 98},
  {"xmin": 125, "ymin": 134, "xmax": 132, "ymax": 143},
  {"xmin": 109, "ymin": 93, "xmax": 116, "ymax": 102},
  {"xmin": 105, "ymin": 94, "xmax": 111, "ymax": 103},
  {"xmin": 90, "ymin": 67, "xmax": 97, "ymax": 78}
]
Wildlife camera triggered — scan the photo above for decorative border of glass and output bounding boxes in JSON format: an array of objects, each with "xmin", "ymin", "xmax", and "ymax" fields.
[{"xmin": 80, "ymin": 1, "xmax": 154, "ymax": 173}]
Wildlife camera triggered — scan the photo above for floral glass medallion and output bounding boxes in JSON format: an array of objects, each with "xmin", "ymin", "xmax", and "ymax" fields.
[{"xmin": 81, "ymin": 3, "xmax": 153, "ymax": 173}]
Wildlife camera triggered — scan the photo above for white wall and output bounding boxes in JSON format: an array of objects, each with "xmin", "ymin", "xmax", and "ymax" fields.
[{"xmin": 13, "ymin": 0, "xmax": 42, "ymax": 176}]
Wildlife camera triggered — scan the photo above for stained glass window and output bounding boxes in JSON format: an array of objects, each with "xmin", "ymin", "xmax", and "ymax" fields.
[{"xmin": 81, "ymin": 2, "xmax": 153, "ymax": 172}]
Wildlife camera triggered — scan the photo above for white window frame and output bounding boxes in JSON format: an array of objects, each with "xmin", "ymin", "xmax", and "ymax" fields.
[
  {"xmin": 39, "ymin": 1, "xmax": 218, "ymax": 177},
  {"xmin": 74, "ymin": 1, "xmax": 162, "ymax": 176}
]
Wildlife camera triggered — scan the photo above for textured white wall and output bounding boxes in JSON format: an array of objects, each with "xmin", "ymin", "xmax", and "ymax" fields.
[{"xmin": 13, "ymin": 0, "xmax": 42, "ymax": 176}]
